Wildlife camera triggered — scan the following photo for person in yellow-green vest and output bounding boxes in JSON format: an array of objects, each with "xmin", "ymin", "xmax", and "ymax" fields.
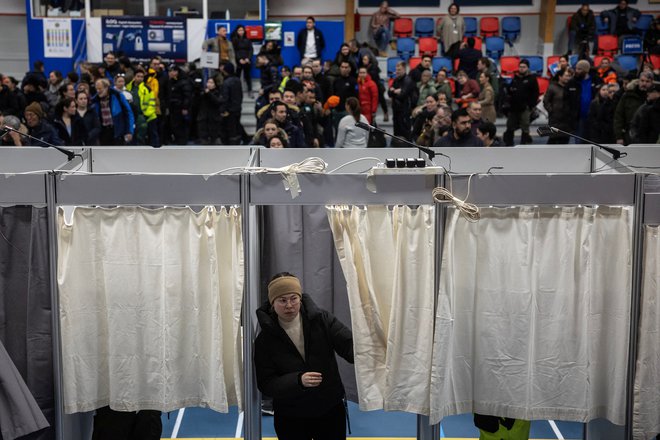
[
  {"xmin": 474, "ymin": 414, "xmax": 531, "ymax": 440},
  {"xmin": 127, "ymin": 67, "xmax": 160, "ymax": 148}
]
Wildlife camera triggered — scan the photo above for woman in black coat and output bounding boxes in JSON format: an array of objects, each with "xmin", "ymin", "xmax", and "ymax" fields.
[
  {"xmin": 51, "ymin": 97, "xmax": 88, "ymax": 146},
  {"xmin": 231, "ymin": 25, "xmax": 255, "ymax": 93},
  {"xmin": 255, "ymin": 273, "xmax": 353, "ymax": 440},
  {"xmin": 196, "ymin": 77, "xmax": 223, "ymax": 144}
]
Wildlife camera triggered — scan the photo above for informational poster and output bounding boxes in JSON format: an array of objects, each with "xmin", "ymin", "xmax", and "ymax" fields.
[
  {"xmin": 43, "ymin": 18, "xmax": 73, "ymax": 58},
  {"xmin": 102, "ymin": 17, "xmax": 187, "ymax": 64},
  {"xmin": 265, "ymin": 22, "xmax": 282, "ymax": 41},
  {"xmin": 283, "ymin": 31, "xmax": 295, "ymax": 47}
]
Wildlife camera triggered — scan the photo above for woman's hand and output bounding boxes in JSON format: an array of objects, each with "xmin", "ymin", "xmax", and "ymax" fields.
[{"xmin": 301, "ymin": 372, "xmax": 323, "ymax": 387}]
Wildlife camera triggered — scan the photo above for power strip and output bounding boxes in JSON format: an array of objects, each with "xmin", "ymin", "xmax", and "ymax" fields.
[{"xmin": 370, "ymin": 166, "xmax": 446, "ymax": 175}]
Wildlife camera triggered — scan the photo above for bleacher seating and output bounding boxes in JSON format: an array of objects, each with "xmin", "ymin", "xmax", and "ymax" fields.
[
  {"xmin": 595, "ymin": 16, "xmax": 609, "ymax": 35},
  {"xmin": 500, "ymin": 56, "xmax": 520, "ymax": 79},
  {"xmin": 522, "ymin": 55, "xmax": 544, "ymax": 76},
  {"xmin": 568, "ymin": 54, "xmax": 578, "ymax": 67},
  {"xmin": 396, "ymin": 37, "xmax": 416, "ymax": 60},
  {"xmin": 480, "ymin": 17, "xmax": 500, "ymax": 38},
  {"xmin": 621, "ymin": 36, "xmax": 643, "ymax": 55},
  {"xmin": 501, "ymin": 16, "xmax": 521, "ymax": 42},
  {"xmin": 432, "ymin": 56, "xmax": 453, "ymax": 73},
  {"xmin": 485, "ymin": 36, "xmax": 505, "ymax": 59},
  {"xmin": 415, "ymin": 17, "xmax": 435, "ymax": 37},
  {"xmin": 546, "ymin": 55, "xmax": 561, "ymax": 76},
  {"xmin": 593, "ymin": 55, "xmax": 607, "ymax": 67},
  {"xmin": 615, "ymin": 54, "xmax": 639, "ymax": 72},
  {"xmin": 635, "ymin": 14, "xmax": 654, "ymax": 36},
  {"xmin": 393, "ymin": 18, "xmax": 413, "ymax": 38},
  {"xmin": 463, "ymin": 36, "xmax": 483, "ymax": 51},
  {"xmin": 464, "ymin": 17, "xmax": 478, "ymax": 37},
  {"xmin": 409, "ymin": 57, "xmax": 422, "ymax": 70},
  {"xmin": 597, "ymin": 35, "xmax": 619, "ymax": 57},
  {"xmin": 537, "ymin": 77, "xmax": 550, "ymax": 95},
  {"xmin": 387, "ymin": 57, "xmax": 404, "ymax": 77},
  {"xmin": 418, "ymin": 37, "xmax": 439, "ymax": 56}
]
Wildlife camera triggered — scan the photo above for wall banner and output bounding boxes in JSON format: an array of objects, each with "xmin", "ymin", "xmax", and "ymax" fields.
[
  {"xmin": 44, "ymin": 18, "xmax": 73, "ymax": 58},
  {"xmin": 102, "ymin": 17, "xmax": 187, "ymax": 64}
]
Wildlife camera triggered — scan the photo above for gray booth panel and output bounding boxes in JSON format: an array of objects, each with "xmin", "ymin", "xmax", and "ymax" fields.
[
  {"xmin": 616, "ymin": 145, "xmax": 660, "ymax": 174},
  {"xmin": 0, "ymin": 174, "xmax": 47, "ymax": 204},
  {"xmin": 431, "ymin": 146, "xmax": 594, "ymax": 174},
  {"xmin": 644, "ymin": 193, "xmax": 660, "ymax": 225},
  {"xmin": 249, "ymin": 174, "xmax": 439, "ymax": 205},
  {"xmin": 0, "ymin": 147, "xmax": 75, "ymax": 173},
  {"xmin": 89, "ymin": 147, "xmax": 255, "ymax": 174},
  {"xmin": 55, "ymin": 174, "xmax": 241, "ymax": 205},
  {"xmin": 445, "ymin": 174, "xmax": 637, "ymax": 206}
]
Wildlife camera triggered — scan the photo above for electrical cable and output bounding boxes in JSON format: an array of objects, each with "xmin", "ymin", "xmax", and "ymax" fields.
[
  {"xmin": 432, "ymin": 173, "xmax": 480, "ymax": 221},
  {"xmin": 327, "ymin": 157, "xmax": 381, "ymax": 174}
]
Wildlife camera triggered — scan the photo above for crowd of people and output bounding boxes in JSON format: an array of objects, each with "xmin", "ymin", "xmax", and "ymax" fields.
[{"xmin": 1, "ymin": 1, "xmax": 659, "ymax": 151}]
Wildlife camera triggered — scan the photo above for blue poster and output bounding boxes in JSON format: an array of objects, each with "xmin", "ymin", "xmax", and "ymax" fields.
[{"xmin": 102, "ymin": 17, "xmax": 187, "ymax": 64}]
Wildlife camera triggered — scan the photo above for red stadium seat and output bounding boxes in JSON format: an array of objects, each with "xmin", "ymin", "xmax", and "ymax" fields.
[
  {"xmin": 462, "ymin": 36, "xmax": 482, "ymax": 51},
  {"xmin": 593, "ymin": 55, "xmax": 606, "ymax": 67},
  {"xmin": 409, "ymin": 57, "xmax": 422, "ymax": 70},
  {"xmin": 393, "ymin": 18, "xmax": 413, "ymax": 38},
  {"xmin": 480, "ymin": 17, "xmax": 500, "ymax": 37},
  {"xmin": 597, "ymin": 35, "xmax": 619, "ymax": 57},
  {"xmin": 546, "ymin": 55, "xmax": 560, "ymax": 76},
  {"xmin": 651, "ymin": 54, "xmax": 660, "ymax": 70},
  {"xmin": 448, "ymin": 77, "xmax": 456, "ymax": 95},
  {"xmin": 418, "ymin": 37, "xmax": 438, "ymax": 56},
  {"xmin": 500, "ymin": 56, "xmax": 520, "ymax": 79},
  {"xmin": 537, "ymin": 77, "xmax": 550, "ymax": 95},
  {"xmin": 245, "ymin": 25, "xmax": 263, "ymax": 40}
]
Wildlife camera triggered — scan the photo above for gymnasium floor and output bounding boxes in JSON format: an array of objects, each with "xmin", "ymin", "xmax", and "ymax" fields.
[{"xmin": 160, "ymin": 402, "xmax": 584, "ymax": 439}]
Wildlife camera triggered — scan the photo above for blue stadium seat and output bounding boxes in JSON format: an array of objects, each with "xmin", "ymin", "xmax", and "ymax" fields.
[
  {"xmin": 521, "ymin": 55, "xmax": 544, "ymax": 75},
  {"xmin": 485, "ymin": 36, "xmax": 505, "ymax": 60},
  {"xmin": 635, "ymin": 14, "xmax": 654, "ymax": 36},
  {"xmin": 615, "ymin": 54, "xmax": 639, "ymax": 72},
  {"xmin": 387, "ymin": 57, "xmax": 404, "ymax": 77},
  {"xmin": 396, "ymin": 37, "xmax": 416, "ymax": 61},
  {"xmin": 501, "ymin": 16, "xmax": 521, "ymax": 42},
  {"xmin": 595, "ymin": 16, "xmax": 609, "ymax": 35},
  {"xmin": 568, "ymin": 54, "xmax": 579, "ymax": 67},
  {"xmin": 621, "ymin": 36, "xmax": 644, "ymax": 54},
  {"xmin": 432, "ymin": 56, "xmax": 453, "ymax": 73},
  {"xmin": 415, "ymin": 17, "xmax": 435, "ymax": 37},
  {"xmin": 464, "ymin": 17, "xmax": 478, "ymax": 37}
]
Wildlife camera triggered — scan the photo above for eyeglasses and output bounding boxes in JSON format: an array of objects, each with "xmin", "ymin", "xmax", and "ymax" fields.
[{"xmin": 275, "ymin": 296, "xmax": 300, "ymax": 306}]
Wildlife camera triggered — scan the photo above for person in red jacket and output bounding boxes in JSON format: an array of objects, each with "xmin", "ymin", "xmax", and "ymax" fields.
[{"xmin": 357, "ymin": 66, "xmax": 378, "ymax": 123}]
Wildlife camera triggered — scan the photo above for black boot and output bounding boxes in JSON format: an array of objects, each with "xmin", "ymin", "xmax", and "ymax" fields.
[
  {"xmin": 521, "ymin": 132, "xmax": 533, "ymax": 145},
  {"xmin": 503, "ymin": 130, "xmax": 515, "ymax": 146}
]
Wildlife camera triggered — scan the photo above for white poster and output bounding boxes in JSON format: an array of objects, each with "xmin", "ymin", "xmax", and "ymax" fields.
[
  {"xmin": 43, "ymin": 18, "xmax": 73, "ymax": 58},
  {"xmin": 284, "ymin": 31, "xmax": 295, "ymax": 47}
]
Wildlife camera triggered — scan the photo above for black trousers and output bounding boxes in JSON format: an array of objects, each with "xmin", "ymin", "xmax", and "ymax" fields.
[
  {"xmin": 92, "ymin": 406, "xmax": 162, "ymax": 440},
  {"xmin": 236, "ymin": 62, "xmax": 252, "ymax": 92},
  {"xmin": 273, "ymin": 402, "xmax": 346, "ymax": 440},
  {"xmin": 391, "ymin": 109, "xmax": 411, "ymax": 146}
]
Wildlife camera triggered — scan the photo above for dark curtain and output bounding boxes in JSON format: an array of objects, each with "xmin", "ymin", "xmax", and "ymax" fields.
[
  {"xmin": 260, "ymin": 205, "xmax": 357, "ymax": 401},
  {"xmin": 0, "ymin": 206, "xmax": 54, "ymax": 440}
]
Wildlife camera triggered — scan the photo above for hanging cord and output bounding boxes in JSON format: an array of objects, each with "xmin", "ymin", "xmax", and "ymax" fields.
[
  {"xmin": 432, "ymin": 173, "xmax": 480, "ymax": 221},
  {"xmin": 243, "ymin": 157, "xmax": 328, "ymax": 198}
]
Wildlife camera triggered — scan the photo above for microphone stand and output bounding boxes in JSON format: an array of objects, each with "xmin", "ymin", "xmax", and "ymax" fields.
[
  {"xmin": 538, "ymin": 125, "xmax": 626, "ymax": 160},
  {"xmin": 355, "ymin": 121, "xmax": 450, "ymax": 165},
  {"xmin": 3, "ymin": 125, "xmax": 78, "ymax": 161}
]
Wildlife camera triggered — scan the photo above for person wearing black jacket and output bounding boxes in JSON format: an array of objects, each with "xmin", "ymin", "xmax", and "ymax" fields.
[
  {"xmin": 587, "ymin": 83, "xmax": 617, "ymax": 144},
  {"xmin": 568, "ymin": 4, "xmax": 596, "ymax": 55},
  {"xmin": 630, "ymin": 83, "xmax": 660, "ymax": 144},
  {"xmin": 255, "ymin": 272, "xmax": 353, "ymax": 440},
  {"xmin": 219, "ymin": 63, "xmax": 244, "ymax": 145},
  {"xmin": 197, "ymin": 77, "xmax": 223, "ymax": 144},
  {"xmin": 52, "ymin": 97, "xmax": 88, "ymax": 146},
  {"xmin": 503, "ymin": 59, "xmax": 539, "ymax": 146},
  {"xmin": 231, "ymin": 25, "xmax": 255, "ymax": 93},
  {"xmin": 23, "ymin": 101, "xmax": 63, "ymax": 147},
  {"xmin": 542, "ymin": 68, "xmax": 580, "ymax": 144},
  {"xmin": 389, "ymin": 61, "xmax": 416, "ymax": 145},
  {"xmin": 165, "ymin": 64, "xmax": 193, "ymax": 145},
  {"xmin": 296, "ymin": 17, "xmax": 326, "ymax": 65}
]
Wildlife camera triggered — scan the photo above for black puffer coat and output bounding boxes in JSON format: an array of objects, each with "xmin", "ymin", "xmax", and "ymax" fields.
[{"xmin": 254, "ymin": 294, "xmax": 353, "ymax": 418}]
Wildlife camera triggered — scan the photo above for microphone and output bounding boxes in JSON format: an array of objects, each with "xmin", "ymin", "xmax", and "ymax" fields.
[
  {"xmin": 537, "ymin": 125, "xmax": 626, "ymax": 160},
  {"xmin": 3, "ymin": 125, "xmax": 77, "ymax": 161},
  {"xmin": 354, "ymin": 121, "xmax": 447, "ymax": 163}
]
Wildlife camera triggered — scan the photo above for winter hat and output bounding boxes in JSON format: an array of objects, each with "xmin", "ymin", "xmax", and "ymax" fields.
[
  {"xmin": 221, "ymin": 62, "xmax": 235, "ymax": 75},
  {"xmin": 268, "ymin": 275, "xmax": 302, "ymax": 304},
  {"xmin": 24, "ymin": 102, "xmax": 44, "ymax": 119},
  {"xmin": 323, "ymin": 95, "xmax": 340, "ymax": 110}
]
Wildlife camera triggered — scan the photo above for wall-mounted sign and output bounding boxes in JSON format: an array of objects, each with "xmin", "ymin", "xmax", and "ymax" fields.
[
  {"xmin": 44, "ymin": 18, "xmax": 72, "ymax": 58},
  {"xmin": 102, "ymin": 17, "xmax": 187, "ymax": 64}
]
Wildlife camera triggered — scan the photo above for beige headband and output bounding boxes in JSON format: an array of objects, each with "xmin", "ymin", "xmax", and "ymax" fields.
[{"xmin": 268, "ymin": 276, "xmax": 302, "ymax": 304}]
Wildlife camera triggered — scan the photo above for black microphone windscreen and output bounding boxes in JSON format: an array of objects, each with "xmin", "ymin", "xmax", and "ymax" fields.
[
  {"xmin": 537, "ymin": 126, "xmax": 552, "ymax": 137},
  {"xmin": 355, "ymin": 121, "xmax": 372, "ymax": 131}
]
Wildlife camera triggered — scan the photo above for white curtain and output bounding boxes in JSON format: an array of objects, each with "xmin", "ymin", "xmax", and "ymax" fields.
[
  {"xmin": 430, "ymin": 206, "xmax": 633, "ymax": 425},
  {"xmin": 327, "ymin": 205, "xmax": 435, "ymax": 414},
  {"xmin": 58, "ymin": 206, "xmax": 243, "ymax": 414},
  {"xmin": 633, "ymin": 225, "xmax": 660, "ymax": 440}
]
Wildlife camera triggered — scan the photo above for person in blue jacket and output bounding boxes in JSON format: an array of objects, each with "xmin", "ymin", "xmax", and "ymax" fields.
[{"xmin": 91, "ymin": 78, "xmax": 134, "ymax": 145}]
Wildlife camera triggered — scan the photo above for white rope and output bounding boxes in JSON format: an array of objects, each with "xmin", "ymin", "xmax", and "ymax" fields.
[{"xmin": 432, "ymin": 173, "xmax": 480, "ymax": 221}]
